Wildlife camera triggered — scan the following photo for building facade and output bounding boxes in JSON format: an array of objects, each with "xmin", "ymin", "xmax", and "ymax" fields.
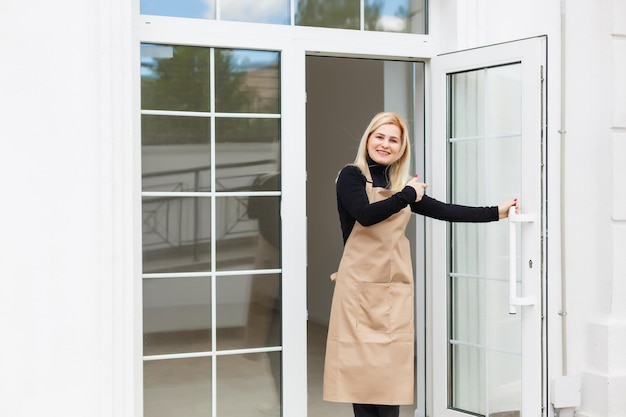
[{"xmin": 1, "ymin": 1, "xmax": 625, "ymax": 416}]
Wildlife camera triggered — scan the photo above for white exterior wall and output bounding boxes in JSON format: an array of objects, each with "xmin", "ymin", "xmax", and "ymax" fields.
[
  {"xmin": 568, "ymin": 1, "xmax": 626, "ymax": 416},
  {"xmin": 1, "ymin": 0, "xmax": 625, "ymax": 416},
  {"xmin": 0, "ymin": 1, "xmax": 137, "ymax": 416},
  {"xmin": 435, "ymin": 1, "xmax": 626, "ymax": 416}
]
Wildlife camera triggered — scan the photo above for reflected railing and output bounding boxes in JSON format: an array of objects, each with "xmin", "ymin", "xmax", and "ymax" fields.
[{"xmin": 142, "ymin": 159, "xmax": 278, "ymax": 270}]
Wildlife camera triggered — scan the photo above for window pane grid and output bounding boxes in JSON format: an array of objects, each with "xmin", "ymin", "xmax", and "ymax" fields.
[
  {"xmin": 140, "ymin": 0, "xmax": 428, "ymax": 34},
  {"xmin": 141, "ymin": 43, "xmax": 282, "ymax": 416},
  {"xmin": 141, "ymin": 111, "xmax": 281, "ymax": 118},
  {"xmin": 448, "ymin": 339, "xmax": 521, "ymax": 357},
  {"xmin": 448, "ymin": 133, "xmax": 521, "ymax": 143},
  {"xmin": 144, "ymin": 346, "xmax": 283, "ymax": 362},
  {"xmin": 143, "ymin": 269, "xmax": 282, "ymax": 279}
]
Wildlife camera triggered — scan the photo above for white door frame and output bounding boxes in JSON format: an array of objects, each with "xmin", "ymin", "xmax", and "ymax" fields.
[
  {"xmin": 428, "ymin": 37, "xmax": 547, "ymax": 417},
  {"xmin": 135, "ymin": 15, "xmax": 437, "ymax": 417}
]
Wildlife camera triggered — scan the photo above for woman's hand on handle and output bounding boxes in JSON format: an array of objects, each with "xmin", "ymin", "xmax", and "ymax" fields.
[
  {"xmin": 406, "ymin": 175, "xmax": 428, "ymax": 202},
  {"xmin": 498, "ymin": 198, "xmax": 519, "ymax": 219}
]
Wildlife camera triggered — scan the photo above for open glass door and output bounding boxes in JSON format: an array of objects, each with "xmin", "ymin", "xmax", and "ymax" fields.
[{"xmin": 430, "ymin": 37, "xmax": 546, "ymax": 417}]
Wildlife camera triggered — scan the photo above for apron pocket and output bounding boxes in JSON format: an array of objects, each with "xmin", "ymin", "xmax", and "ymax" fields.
[
  {"xmin": 356, "ymin": 282, "xmax": 390, "ymax": 332},
  {"xmin": 356, "ymin": 282, "xmax": 413, "ymax": 333}
]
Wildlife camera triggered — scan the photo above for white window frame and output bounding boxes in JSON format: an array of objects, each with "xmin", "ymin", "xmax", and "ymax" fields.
[{"xmin": 125, "ymin": 9, "xmax": 438, "ymax": 417}]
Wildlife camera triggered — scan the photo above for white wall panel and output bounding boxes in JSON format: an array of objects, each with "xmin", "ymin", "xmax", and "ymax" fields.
[{"xmin": 0, "ymin": 0, "xmax": 137, "ymax": 416}]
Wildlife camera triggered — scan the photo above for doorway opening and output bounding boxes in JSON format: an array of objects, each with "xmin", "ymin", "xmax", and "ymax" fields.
[{"xmin": 305, "ymin": 55, "xmax": 426, "ymax": 417}]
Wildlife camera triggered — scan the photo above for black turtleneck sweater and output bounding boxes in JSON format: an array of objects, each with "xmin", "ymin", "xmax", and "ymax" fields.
[{"xmin": 336, "ymin": 162, "xmax": 499, "ymax": 243}]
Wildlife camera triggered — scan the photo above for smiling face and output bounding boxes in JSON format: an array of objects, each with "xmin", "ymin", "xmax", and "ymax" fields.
[{"xmin": 366, "ymin": 123, "xmax": 403, "ymax": 166}]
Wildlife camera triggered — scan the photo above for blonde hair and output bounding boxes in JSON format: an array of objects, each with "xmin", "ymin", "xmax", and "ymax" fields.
[{"xmin": 352, "ymin": 112, "xmax": 411, "ymax": 192}]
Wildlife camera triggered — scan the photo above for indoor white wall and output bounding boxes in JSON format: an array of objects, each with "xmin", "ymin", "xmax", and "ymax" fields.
[
  {"xmin": 305, "ymin": 57, "xmax": 422, "ymax": 327},
  {"xmin": 305, "ymin": 56, "xmax": 385, "ymax": 325},
  {"xmin": 0, "ymin": 1, "xmax": 136, "ymax": 416}
]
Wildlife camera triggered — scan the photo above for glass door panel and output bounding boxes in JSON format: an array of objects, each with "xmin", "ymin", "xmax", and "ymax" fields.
[
  {"xmin": 449, "ymin": 64, "xmax": 523, "ymax": 416},
  {"xmin": 141, "ymin": 44, "xmax": 282, "ymax": 417},
  {"xmin": 431, "ymin": 37, "xmax": 545, "ymax": 417}
]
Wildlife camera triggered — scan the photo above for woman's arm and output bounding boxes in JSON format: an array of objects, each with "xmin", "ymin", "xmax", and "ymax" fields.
[
  {"xmin": 337, "ymin": 166, "xmax": 416, "ymax": 226},
  {"xmin": 410, "ymin": 195, "xmax": 499, "ymax": 222}
]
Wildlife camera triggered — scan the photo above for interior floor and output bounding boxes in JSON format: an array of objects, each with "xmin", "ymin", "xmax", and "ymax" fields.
[{"xmin": 143, "ymin": 321, "xmax": 416, "ymax": 417}]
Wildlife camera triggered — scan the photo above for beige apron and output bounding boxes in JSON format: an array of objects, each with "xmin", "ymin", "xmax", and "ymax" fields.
[{"xmin": 323, "ymin": 170, "xmax": 414, "ymax": 405}]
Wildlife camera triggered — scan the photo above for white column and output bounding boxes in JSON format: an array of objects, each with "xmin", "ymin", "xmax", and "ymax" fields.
[{"xmin": 574, "ymin": 1, "xmax": 626, "ymax": 416}]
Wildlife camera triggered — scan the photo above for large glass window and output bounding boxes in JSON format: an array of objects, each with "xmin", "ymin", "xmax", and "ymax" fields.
[
  {"xmin": 141, "ymin": 44, "xmax": 282, "ymax": 417},
  {"xmin": 140, "ymin": 0, "xmax": 428, "ymax": 34}
]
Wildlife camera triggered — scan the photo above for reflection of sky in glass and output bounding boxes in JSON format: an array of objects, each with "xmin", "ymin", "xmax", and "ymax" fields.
[
  {"xmin": 221, "ymin": 0, "xmax": 290, "ymax": 25},
  {"xmin": 229, "ymin": 50, "xmax": 280, "ymax": 71},
  {"xmin": 141, "ymin": 0, "xmax": 289, "ymax": 24},
  {"xmin": 141, "ymin": 0, "xmax": 215, "ymax": 19},
  {"xmin": 366, "ymin": 0, "xmax": 412, "ymax": 32},
  {"xmin": 379, "ymin": 0, "xmax": 411, "ymax": 15},
  {"xmin": 140, "ymin": 0, "xmax": 424, "ymax": 33},
  {"xmin": 140, "ymin": 44, "xmax": 173, "ymax": 78},
  {"xmin": 141, "ymin": 44, "xmax": 279, "ymax": 80}
]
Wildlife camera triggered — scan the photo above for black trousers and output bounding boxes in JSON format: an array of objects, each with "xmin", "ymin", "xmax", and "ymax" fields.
[{"xmin": 353, "ymin": 403, "xmax": 400, "ymax": 417}]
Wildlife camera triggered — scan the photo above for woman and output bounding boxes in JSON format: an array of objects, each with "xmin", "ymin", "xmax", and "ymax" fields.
[{"xmin": 322, "ymin": 112, "xmax": 517, "ymax": 417}]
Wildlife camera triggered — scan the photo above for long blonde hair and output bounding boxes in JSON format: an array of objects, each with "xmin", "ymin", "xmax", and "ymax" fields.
[{"xmin": 352, "ymin": 112, "xmax": 411, "ymax": 192}]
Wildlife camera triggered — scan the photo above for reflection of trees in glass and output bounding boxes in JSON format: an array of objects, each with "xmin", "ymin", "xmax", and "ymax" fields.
[
  {"xmin": 141, "ymin": 115, "xmax": 210, "ymax": 145},
  {"xmin": 364, "ymin": 0, "xmax": 382, "ymax": 30},
  {"xmin": 217, "ymin": 118, "xmax": 279, "ymax": 144},
  {"xmin": 365, "ymin": 0, "xmax": 417, "ymax": 33},
  {"xmin": 141, "ymin": 47, "xmax": 259, "ymax": 112},
  {"xmin": 295, "ymin": 0, "xmax": 419, "ymax": 33},
  {"xmin": 141, "ymin": 45, "xmax": 211, "ymax": 112},
  {"xmin": 296, "ymin": 0, "xmax": 360, "ymax": 29},
  {"xmin": 214, "ymin": 49, "xmax": 255, "ymax": 113},
  {"xmin": 215, "ymin": 49, "xmax": 280, "ymax": 114},
  {"xmin": 141, "ymin": 45, "xmax": 280, "ymax": 145},
  {"xmin": 215, "ymin": 49, "xmax": 280, "ymax": 142}
]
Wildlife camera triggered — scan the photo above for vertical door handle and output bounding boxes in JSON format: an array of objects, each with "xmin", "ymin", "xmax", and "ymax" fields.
[{"xmin": 508, "ymin": 206, "xmax": 536, "ymax": 314}]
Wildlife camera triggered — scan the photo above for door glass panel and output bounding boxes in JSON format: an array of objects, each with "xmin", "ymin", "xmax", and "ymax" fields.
[
  {"xmin": 141, "ymin": 43, "xmax": 281, "ymax": 417},
  {"xmin": 143, "ymin": 277, "xmax": 212, "ymax": 355},
  {"xmin": 215, "ymin": 49, "xmax": 280, "ymax": 114},
  {"xmin": 141, "ymin": 44, "xmax": 211, "ymax": 112},
  {"xmin": 216, "ymin": 274, "xmax": 281, "ymax": 350},
  {"xmin": 141, "ymin": 115, "xmax": 212, "ymax": 193},
  {"xmin": 449, "ymin": 63, "xmax": 522, "ymax": 417},
  {"xmin": 141, "ymin": 115, "xmax": 211, "ymax": 146},
  {"xmin": 215, "ymin": 118, "xmax": 280, "ymax": 192},
  {"xmin": 141, "ymin": 44, "xmax": 212, "ymax": 193},
  {"xmin": 217, "ymin": 353, "xmax": 281, "ymax": 416},
  {"xmin": 144, "ymin": 357, "xmax": 212, "ymax": 417},
  {"xmin": 142, "ymin": 196, "xmax": 212, "ymax": 273}
]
